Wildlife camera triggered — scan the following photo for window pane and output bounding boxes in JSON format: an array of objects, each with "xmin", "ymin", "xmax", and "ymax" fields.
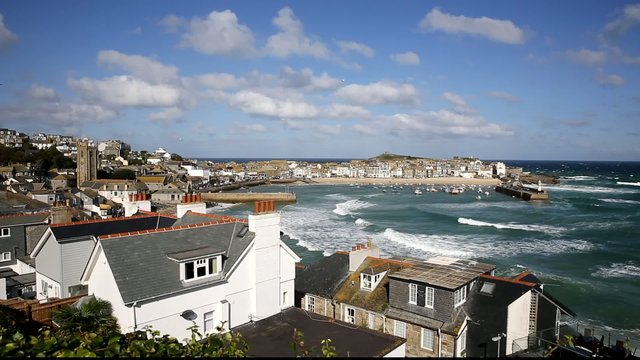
[
  {"xmin": 197, "ymin": 265, "xmax": 207, "ymax": 277},
  {"xmin": 209, "ymin": 258, "xmax": 216, "ymax": 274},
  {"xmin": 422, "ymin": 329, "xmax": 434, "ymax": 350},
  {"xmin": 409, "ymin": 283, "xmax": 417, "ymax": 304},
  {"xmin": 426, "ymin": 287, "xmax": 434, "ymax": 308},
  {"xmin": 185, "ymin": 262, "xmax": 194, "ymax": 279}
]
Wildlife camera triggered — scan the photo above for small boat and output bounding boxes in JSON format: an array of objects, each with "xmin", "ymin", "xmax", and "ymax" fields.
[
  {"xmin": 429, "ymin": 186, "xmax": 437, "ymax": 192},
  {"xmin": 476, "ymin": 195, "xmax": 482, "ymax": 200},
  {"xmin": 414, "ymin": 189, "xmax": 423, "ymax": 195},
  {"xmin": 450, "ymin": 188, "xmax": 460, "ymax": 195}
]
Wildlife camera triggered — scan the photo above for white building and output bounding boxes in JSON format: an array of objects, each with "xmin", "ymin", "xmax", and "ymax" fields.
[{"xmin": 80, "ymin": 203, "xmax": 300, "ymax": 341}]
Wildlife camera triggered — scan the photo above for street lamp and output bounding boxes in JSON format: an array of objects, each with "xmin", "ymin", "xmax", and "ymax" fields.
[{"xmin": 492, "ymin": 333, "xmax": 506, "ymax": 357}]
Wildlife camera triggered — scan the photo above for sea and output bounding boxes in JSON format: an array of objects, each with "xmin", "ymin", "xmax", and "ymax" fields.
[{"xmin": 204, "ymin": 160, "xmax": 640, "ymax": 345}]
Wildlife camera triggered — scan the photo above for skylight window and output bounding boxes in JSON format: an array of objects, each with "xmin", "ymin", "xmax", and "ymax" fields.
[
  {"xmin": 479, "ymin": 282, "xmax": 496, "ymax": 295},
  {"xmin": 237, "ymin": 225, "xmax": 249, "ymax": 237}
]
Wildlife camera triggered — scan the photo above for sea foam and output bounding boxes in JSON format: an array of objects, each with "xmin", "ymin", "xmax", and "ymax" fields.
[
  {"xmin": 599, "ymin": 198, "xmax": 640, "ymax": 205},
  {"xmin": 592, "ymin": 262, "xmax": 640, "ymax": 279},
  {"xmin": 616, "ymin": 181, "xmax": 640, "ymax": 187},
  {"xmin": 544, "ymin": 184, "xmax": 638, "ymax": 194},
  {"xmin": 458, "ymin": 217, "xmax": 565, "ymax": 235},
  {"xmin": 333, "ymin": 199, "xmax": 373, "ymax": 216}
]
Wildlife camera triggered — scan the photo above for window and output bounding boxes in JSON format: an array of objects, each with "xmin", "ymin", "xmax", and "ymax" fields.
[
  {"xmin": 0, "ymin": 252, "xmax": 10, "ymax": 261},
  {"xmin": 394, "ymin": 320, "xmax": 407, "ymax": 338},
  {"xmin": 361, "ymin": 273, "xmax": 372, "ymax": 290},
  {"xmin": 345, "ymin": 307, "xmax": 355, "ymax": 324},
  {"xmin": 479, "ymin": 282, "xmax": 495, "ymax": 295},
  {"xmin": 203, "ymin": 311, "xmax": 214, "ymax": 333},
  {"xmin": 454, "ymin": 286, "xmax": 467, "ymax": 307},
  {"xmin": 422, "ymin": 328, "xmax": 435, "ymax": 350},
  {"xmin": 1, "ymin": 228, "xmax": 10, "ymax": 237},
  {"xmin": 184, "ymin": 257, "xmax": 219, "ymax": 281},
  {"xmin": 307, "ymin": 296, "xmax": 315, "ymax": 312},
  {"xmin": 458, "ymin": 329, "xmax": 467, "ymax": 354},
  {"xmin": 368, "ymin": 312, "xmax": 375, "ymax": 329},
  {"xmin": 409, "ymin": 283, "xmax": 418, "ymax": 304},
  {"xmin": 425, "ymin": 286, "xmax": 434, "ymax": 309}
]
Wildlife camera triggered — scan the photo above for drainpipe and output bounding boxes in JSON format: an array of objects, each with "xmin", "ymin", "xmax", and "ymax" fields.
[
  {"xmin": 438, "ymin": 328, "xmax": 442, "ymax": 357},
  {"xmin": 383, "ymin": 315, "xmax": 386, "ymax": 333},
  {"xmin": 132, "ymin": 302, "xmax": 138, "ymax": 331}
]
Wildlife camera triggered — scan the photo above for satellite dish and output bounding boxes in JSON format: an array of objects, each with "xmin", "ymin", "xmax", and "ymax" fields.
[{"xmin": 180, "ymin": 309, "xmax": 197, "ymax": 321}]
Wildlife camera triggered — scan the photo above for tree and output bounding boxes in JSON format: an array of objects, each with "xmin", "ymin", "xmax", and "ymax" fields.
[
  {"xmin": 51, "ymin": 297, "xmax": 119, "ymax": 337},
  {"xmin": 111, "ymin": 169, "xmax": 136, "ymax": 180}
]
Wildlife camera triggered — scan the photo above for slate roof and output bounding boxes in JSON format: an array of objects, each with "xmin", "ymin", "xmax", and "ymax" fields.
[
  {"xmin": 172, "ymin": 212, "xmax": 240, "ymax": 227},
  {"xmin": 50, "ymin": 215, "xmax": 177, "ymax": 240},
  {"xmin": 334, "ymin": 256, "xmax": 413, "ymax": 313},
  {"xmin": 99, "ymin": 221, "xmax": 254, "ymax": 304},
  {"xmin": 389, "ymin": 256, "xmax": 495, "ymax": 290},
  {"xmin": 0, "ymin": 212, "xmax": 49, "ymax": 227},
  {"xmin": 0, "ymin": 191, "xmax": 51, "ymax": 215},
  {"xmin": 295, "ymin": 252, "xmax": 350, "ymax": 299},
  {"xmin": 234, "ymin": 307, "xmax": 406, "ymax": 357}
]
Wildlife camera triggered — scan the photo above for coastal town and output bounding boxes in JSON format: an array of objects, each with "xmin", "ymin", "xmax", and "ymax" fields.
[{"xmin": 0, "ymin": 128, "xmax": 635, "ymax": 358}]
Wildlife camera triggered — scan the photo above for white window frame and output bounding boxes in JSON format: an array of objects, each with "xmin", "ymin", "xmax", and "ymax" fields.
[
  {"xmin": 394, "ymin": 320, "xmax": 407, "ymax": 338},
  {"xmin": 183, "ymin": 256, "xmax": 220, "ymax": 282},
  {"xmin": 345, "ymin": 306, "xmax": 355, "ymax": 324},
  {"xmin": 361, "ymin": 273, "xmax": 373, "ymax": 290},
  {"xmin": 409, "ymin": 283, "xmax": 418, "ymax": 304},
  {"xmin": 425, "ymin": 286, "xmax": 434, "ymax": 309},
  {"xmin": 421, "ymin": 328, "xmax": 435, "ymax": 350},
  {"xmin": 307, "ymin": 295, "xmax": 316, "ymax": 312},
  {"xmin": 203, "ymin": 311, "xmax": 214, "ymax": 333},
  {"xmin": 458, "ymin": 328, "xmax": 467, "ymax": 355},
  {"xmin": 0, "ymin": 228, "xmax": 9, "ymax": 237},
  {"xmin": 1, "ymin": 252, "xmax": 11, "ymax": 261},
  {"xmin": 454, "ymin": 286, "xmax": 467, "ymax": 307}
]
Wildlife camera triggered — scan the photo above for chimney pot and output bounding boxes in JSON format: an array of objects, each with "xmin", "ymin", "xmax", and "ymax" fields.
[{"xmin": 352, "ymin": 246, "xmax": 357, "ymax": 251}]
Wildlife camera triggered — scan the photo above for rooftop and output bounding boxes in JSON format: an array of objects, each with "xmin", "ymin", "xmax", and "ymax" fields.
[
  {"xmin": 50, "ymin": 214, "xmax": 177, "ymax": 240},
  {"xmin": 233, "ymin": 307, "xmax": 405, "ymax": 357},
  {"xmin": 389, "ymin": 256, "xmax": 495, "ymax": 289}
]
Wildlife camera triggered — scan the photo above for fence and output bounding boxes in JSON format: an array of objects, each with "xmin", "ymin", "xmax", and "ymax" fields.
[{"xmin": 0, "ymin": 296, "xmax": 84, "ymax": 326}]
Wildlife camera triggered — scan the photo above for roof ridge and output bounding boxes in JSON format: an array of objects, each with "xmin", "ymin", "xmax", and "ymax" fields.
[
  {"xmin": 365, "ymin": 256, "xmax": 413, "ymax": 267},
  {"xmin": 479, "ymin": 274, "xmax": 537, "ymax": 287},
  {"xmin": 98, "ymin": 218, "xmax": 247, "ymax": 240},
  {"xmin": 50, "ymin": 213, "xmax": 158, "ymax": 227},
  {"xmin": 511, "ymin": 271, "xmax": 532, "ymax": 281},
  {"xmin": 0, "ymin": 211, "xmax": 49, "ymax": 219}
]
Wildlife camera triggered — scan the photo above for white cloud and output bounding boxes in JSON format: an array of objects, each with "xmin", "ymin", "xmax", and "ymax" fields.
[
  {"xmin": 160, "ymin": 14, "xmax": 186, "ymax": 33},
  {"xmin": 442, "ymin": 92, "xmax": 474, "ymax": 114},
  {"xmin": 390, "ymin": 51, "xmax": 420, "ymax": 65},
  {"xmin": 279, "ymin": 66, "xmax": 342, "ymax": 91},
  {"xmin": 419, "ymin": 8, "xmax": 525, "ymax": 45},
  {"xmin": 336, "ymin": 81, "xmax": 419, "ymax": 106},
  {"xmin": 49, "ymin": 104, "xmax": 118, "ymax": 123},
  {"xmin": 602, "ymin": 3, "xmax": 640, "ymax": 38},
  {"xmin": 148, "ymin": 107, "xmax": 184, "ymax": 122},
  {"xmin": 193, "ymin": 72, "xmax": 246, "ymax": 90},
  {"xmin": 68, "ymin": 75, "xmax": 183, "ymax": 108},
  {"xmin": 26, "ymin": 85, "xmax": 58, "ymax": 101},
  {"xmin": 353, "ymin": 123, "xmax": 376, "ymax": 135},
  {"xmin": 234, "ymin": 123, "xmax": 267, "ymax": 133},
  {"xmin": 98, "ymin": 50, "xmax": 180, "ymax": 84},
  {"xmin": 315, "ymin": 124, "xmax": 343, "ymax": 135},
  {"xmin": 265, "ymin": 7, "xmax": 330, "ymax": 59},
  {"xmin": 128, "ymin": 26, "xmax": 142, "ymax": 35},
  {"xmin": 566, "ymin": 48, "xmax": 607, "ymax": 66},
  {"xmin": 595, "ymin": 72, "xmax": 625, "ymax": 87},
  {"xmin": 323, "ymin": 104, "xmax": 370, "ymax": 119},
  {"xmin": 228, "ymin": 90, "xmax": 319, "ymax": 119},
  {"xmin": 380, "ymin": 110, "xmax": 514, "ymax": 138},
  {"xmin": 180, "ymin": 10, "xmax": 257, "ymax": 57},
  {"xmin": 338, "ymin": 41, "xmax": 374, "ymax": 57},
  {"xmin": 488, "ymin": 91, "xmax": 520, "ymax": 103},
  {"xmin": 280, "ymin": 119, "xmax": 306, "ymax": 129},
  {"xmin": 0, "ymin": 13, "xmax": 18, "ymax": 48}
]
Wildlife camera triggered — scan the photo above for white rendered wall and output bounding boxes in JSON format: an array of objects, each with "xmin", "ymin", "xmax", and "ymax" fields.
[
  {"xmin": 176, "ymin": 202, "xmax": 206, "ymax": 218},
  {"xmin": 506, "ymin": 291, "xmax": 532, "ymax": 355},
  {"xmin": 35, "ymin": 272, "xmax": 60, "ymax": 300},
  {"xmin": 250, "ymin": 212, "xmax": 283, "ymax": 323}
]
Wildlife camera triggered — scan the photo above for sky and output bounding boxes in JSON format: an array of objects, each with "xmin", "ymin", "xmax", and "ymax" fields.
[{"xmin": 0, "ymin": 1, "xmax": 639, "ymax": 161}]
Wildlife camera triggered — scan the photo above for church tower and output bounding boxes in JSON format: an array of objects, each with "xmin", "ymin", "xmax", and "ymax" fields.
[{"xmin": 76, "ymin": 140, "xmax": 97, "ymax": 185}]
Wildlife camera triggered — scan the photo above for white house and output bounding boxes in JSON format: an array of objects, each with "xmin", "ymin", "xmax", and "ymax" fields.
[
  {"xmin": 80, "ymin": 201, "xmax": 300, "ymax": 341},
  {"xmin": 30, "ymin": 214, "xmax": 178, "ymax": 300}
]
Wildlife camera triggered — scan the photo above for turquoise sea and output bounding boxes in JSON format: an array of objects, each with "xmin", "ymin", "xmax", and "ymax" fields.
[{"xmin": 211, "ymin": 160, "xmax": 640, "ymax": 345}]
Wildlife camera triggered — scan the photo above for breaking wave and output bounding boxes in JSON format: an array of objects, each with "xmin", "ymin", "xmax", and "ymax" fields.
[
  {"xmin": 355, "ymin": 218, "xmax": 371, "ymax": 226},
  {"xmin": 458, "ymin": 217, "xmax": 565, "ymax": 235},
  {"xmin": 617, "ymin": 181, "xmax": 640, "ymax": 187},
  {"xmin": 592, "ymin": 262, "xmax": 640, "ymax": 279},
  {"xmin": 333, "ymin": 199, "xmax": 373, "ymax": 216},
  {"xmin": 599, "ymin": 198, "xmax": 640, "ymax": 205},
  {"xmin": 563, "ymin": 175, "xmax": 597, "ymax": 181},
  {"xmin": 544, "ymin": 184, "xmax": 638, "ymax": 194}
]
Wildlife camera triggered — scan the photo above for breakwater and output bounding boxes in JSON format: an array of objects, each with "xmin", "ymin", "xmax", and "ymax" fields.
[
  {"xmin": 200, "ymin": 192, "xmax": 297, "ymax": 203},
  {"xmin": 495, "ymin": 184, "xmax": 549, "ymax": 201}
]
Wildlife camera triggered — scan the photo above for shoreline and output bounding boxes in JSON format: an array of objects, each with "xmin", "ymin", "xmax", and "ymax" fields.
[{"xmin": 292, "ymin": 177, "xmax": 501, "ymax": 186}]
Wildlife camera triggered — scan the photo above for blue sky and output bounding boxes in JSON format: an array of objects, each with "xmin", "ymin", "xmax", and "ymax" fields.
[{"xmin": 0, "ymin": 1, "xmax": 639, "ymax": 160}]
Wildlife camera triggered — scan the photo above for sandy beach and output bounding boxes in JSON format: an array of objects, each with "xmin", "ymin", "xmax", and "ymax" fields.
[{"xmin": 306, "ymin": 177, "xmax": 501, "ymax": 186}]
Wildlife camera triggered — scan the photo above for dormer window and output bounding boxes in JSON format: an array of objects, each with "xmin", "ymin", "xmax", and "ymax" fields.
[
  {"xmin": 360, "ymin": 271, "xmax": 385, "ymax": 291},
  {"xmin": 1, "ymin": 228, "xmax": 9, "ymax": 237},
  {"xmin": 167, "ymin": 246, "xmax": 224, "ymax": 282}
]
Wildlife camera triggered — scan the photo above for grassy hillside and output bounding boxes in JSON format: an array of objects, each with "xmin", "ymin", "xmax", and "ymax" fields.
[{"xmin": 368, "ymin": 152, "xmax": 425, "ymax": 161}]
